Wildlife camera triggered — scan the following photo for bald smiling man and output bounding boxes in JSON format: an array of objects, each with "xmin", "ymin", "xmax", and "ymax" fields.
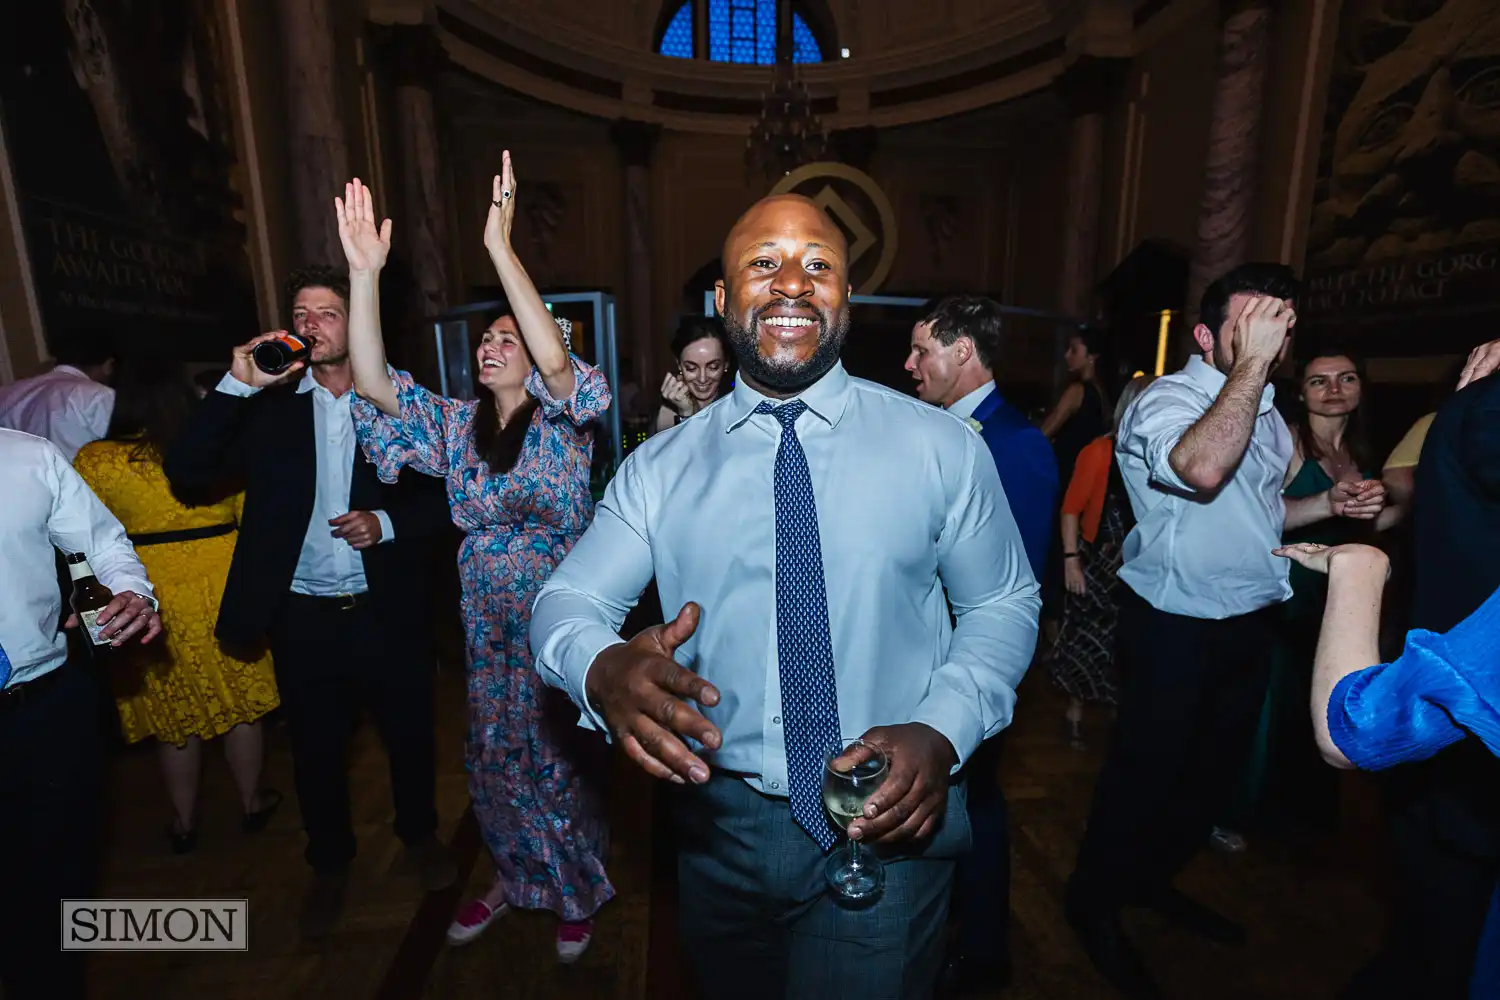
[{"xmin": 532, "ymin": 194, "xmax": 1041, "ymax": 998}]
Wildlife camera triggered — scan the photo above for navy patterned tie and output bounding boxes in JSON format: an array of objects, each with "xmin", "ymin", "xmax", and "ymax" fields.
[{"xmin": 756, "ymin": 400, "xmax": 841, "ymax": 851}]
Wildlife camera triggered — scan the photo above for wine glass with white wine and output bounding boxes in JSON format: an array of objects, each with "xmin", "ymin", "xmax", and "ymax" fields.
[{"xmin": 822, "ymin": 738, "xmax": 889, "ymax": 902}]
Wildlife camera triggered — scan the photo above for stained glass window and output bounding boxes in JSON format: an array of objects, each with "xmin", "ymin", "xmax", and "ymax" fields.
[
  {"xmin": 662, "ymin": 1, "xmax": 824, "ymax": 64},
  {"xmin": 791, "ymin": 13, "xmax": 821, "ymax": 63},
  {"xmin": 659, "ymin": 3, "xmax": 694, "ymax": 59}
]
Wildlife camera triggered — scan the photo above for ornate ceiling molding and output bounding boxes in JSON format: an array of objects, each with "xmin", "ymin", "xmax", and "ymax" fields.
[{"xmin": 376, "ymin": 0, "xmax": 1178, "ymax": 133}]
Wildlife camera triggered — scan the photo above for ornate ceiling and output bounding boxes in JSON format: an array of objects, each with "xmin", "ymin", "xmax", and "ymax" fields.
[{"xmin": 370, "ymin": 0, "xmax": 1174, "ymax": 132}]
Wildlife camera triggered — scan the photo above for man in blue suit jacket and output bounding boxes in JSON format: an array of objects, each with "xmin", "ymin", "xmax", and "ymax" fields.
[{"xmin": 906, "ymin": 295, "xmax": 1059, "ymax": 995}]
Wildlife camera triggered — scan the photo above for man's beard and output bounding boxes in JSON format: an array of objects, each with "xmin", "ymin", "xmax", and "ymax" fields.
[{"xmin": 722, "ymin": 302, "xmax": 849, "ymax": 393}]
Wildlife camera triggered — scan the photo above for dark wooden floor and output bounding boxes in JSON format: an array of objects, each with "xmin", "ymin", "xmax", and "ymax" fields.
[{"xmin": 82, "ymin": 664, "xmax": 1389, "ymax": 999}]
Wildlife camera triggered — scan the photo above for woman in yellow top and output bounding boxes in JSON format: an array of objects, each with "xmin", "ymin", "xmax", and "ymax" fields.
[{"xmin": 74, "ymin": 357, "xmax": 281, "ymax": 853}]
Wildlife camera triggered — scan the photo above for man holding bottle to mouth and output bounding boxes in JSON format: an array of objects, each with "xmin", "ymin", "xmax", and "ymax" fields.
[
  {"xmin": 165, "ymin": 266, "xmax": 454, "ymax": 938},
  {"xmin": 533, "ymin": 194, "xmax": 1041, "ymax": 999}
]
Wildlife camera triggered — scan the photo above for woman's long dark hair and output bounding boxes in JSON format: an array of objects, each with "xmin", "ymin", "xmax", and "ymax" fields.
[
  {"xmin": 471, "ymin": 308, "xmax": 539, "ymax": 474},
  {"xmin": 669, "ymin": 314, "xmax": 735, "ymax": 400},
  {"xmin": 1291, "ymin": 348, "xmax": 1374, "ymax": 474},
  {"xmin": 106, "ymin": 354, "xmax": 199, "ymax": 463},
  {"xmin": 1073, "ymin": 326, "xmax": 1119, "ymax": 414}
]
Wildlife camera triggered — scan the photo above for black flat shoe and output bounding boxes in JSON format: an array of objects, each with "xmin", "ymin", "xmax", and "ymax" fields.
[
  {"xmin": 168, "ymin": 821, "xmax": 197, "ymax": 855},
  {"xmin": 242, "ymin": 789, "xmax": 283, "ymax": 834}
]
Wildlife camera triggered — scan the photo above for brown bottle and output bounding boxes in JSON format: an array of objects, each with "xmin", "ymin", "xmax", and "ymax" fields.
[
  {"xmin": 252, "ymin": 332, "xmax": 311, "ymax": 375},
  {"xmin": 67, "ymin": 552, "xmax": 113, "ymax": 646}
]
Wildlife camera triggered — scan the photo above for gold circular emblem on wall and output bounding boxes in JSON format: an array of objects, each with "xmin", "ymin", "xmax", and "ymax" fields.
[{"xmin": 770, "ymin": 162, "xmax": 898, "ymax": 296}]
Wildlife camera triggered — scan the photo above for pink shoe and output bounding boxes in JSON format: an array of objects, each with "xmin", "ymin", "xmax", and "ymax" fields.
[
  {"xmin": 556, "ymin": 919, "xmax": 593, "ymax": 963},
  {"xmin": 446, "ymin": 898, "xmax": 508, "ymax": 946}
]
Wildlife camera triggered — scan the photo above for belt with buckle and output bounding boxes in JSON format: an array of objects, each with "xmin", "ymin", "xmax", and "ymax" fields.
[
  {"xmin": 290, "ymin": 591, "xmax": 369, "ymax": 611},
  {"xmin": 0, "ymin": 665, "xmax": 69, "ymax": 713}
]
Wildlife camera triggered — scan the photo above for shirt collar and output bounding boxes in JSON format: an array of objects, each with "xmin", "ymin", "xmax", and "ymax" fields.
[
  {"xmin": 51, "ymin": 364, "xmax": 88, "ymax": 380},
  {"xmin": 1184, "ymin": 355, "xmax": 1277, "ymax": 415},
  {"xmin": 945, "ymin": 380, "xmax": 995, "ymax": 421},
  {"xmin": 726, "ymin": 361, "xmax": 852, "ymax": 432},
  {"xmin": 297, "ymin": 370, "xmax": 352, "ymax": 402}
]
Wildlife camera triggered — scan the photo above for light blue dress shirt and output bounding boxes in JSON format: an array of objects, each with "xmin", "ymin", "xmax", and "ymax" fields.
[
  {"xmin": 531, "ymin": 362, "xmax": 1042, "ymax": 796},
  {"xmin": 216, "ymin": 371, "xmax": 394, "ymax": 596},
  {"xmin": 1114, "ymin": 356, "xmax": 1294, "ymax": 620},
  {"xmin": 0, "ymin": 428, "xmax": 154, "ymax": 687}
]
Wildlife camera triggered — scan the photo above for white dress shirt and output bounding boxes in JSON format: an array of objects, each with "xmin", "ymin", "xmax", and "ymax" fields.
[
  {"xmin": 946, "ymin": 380, "xmax": 995, "ymax": 421},
  {"xmin": 0, "ymin": 365, "xmax": 115, "ymax": 461},
  {"xmin": 1114, "ymin": 356, "xmax": 1294, "ymax": 620},
  {"xmin": 0, "ymin": 428, "xmax": 154, "ymax": 688},
  {"xmin": 531, "ymin": 362, "xmax": 1041, "ymax": 796},
  {"xmin": 215, "ymin": 371, "xmax": 394, "ymax": 596}
]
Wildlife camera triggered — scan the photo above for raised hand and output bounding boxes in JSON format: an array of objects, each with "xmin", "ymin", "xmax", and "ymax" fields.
[
  {"xmin": 661, "ymin": 373, "xmax": 692, "ymax": 416},
  {"xmin": 583, "ymin": 602, "xmax": 722, "ymax": 785},
  {"xmin": 230, "ymin": 332, "xmax": 305, "ymax": 389},
  {"xmin": 1231, "ymin": 295, "xmax": 1294, "ymax": 370},
  {"xmin": 1457, "ymin": 339, "xmax": 1500, "ymax": 390},
  {"xmin": 483, "ymin": 150, "xmax": 518, "ymax": 257},
  {"xmin": 334, "ymin": 177, "xmax": 392, "ymax": 274},
  {"xmin": 840, "ymin": 722, "xmax": 956, "ymax": 846},
  {"xmin": 1330, "ymin": 478, "xmax": 1386, "ymax": 520}
]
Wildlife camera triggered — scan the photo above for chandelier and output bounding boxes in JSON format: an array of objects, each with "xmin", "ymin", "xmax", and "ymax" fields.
[{"xmin": 745, "ymin": 60, "xmax": 828, "ymax": 184}]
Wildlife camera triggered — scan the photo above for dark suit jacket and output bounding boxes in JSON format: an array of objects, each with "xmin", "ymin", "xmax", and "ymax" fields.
[
  {"xmin": 1402, "ymin": 372, "xmax": 1500, "ymax": 861},
  {"xmin": 971, "ymin": 386, "xmax": 1059, "ymax": 582},
  {"xmin": 163, "ymin": 382, "xmax": 452, "ymax": 648}
]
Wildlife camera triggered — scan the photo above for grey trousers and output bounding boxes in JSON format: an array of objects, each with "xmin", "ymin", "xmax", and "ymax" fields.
[{"xmin": 675, "ymin": 772, "xmax": 970, "ymax": 1000}]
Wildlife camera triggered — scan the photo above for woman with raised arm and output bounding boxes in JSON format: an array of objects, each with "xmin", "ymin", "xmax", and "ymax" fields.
[{"xmin": 336, "ymin": 155, "xmax": 614, "ymax": 961}]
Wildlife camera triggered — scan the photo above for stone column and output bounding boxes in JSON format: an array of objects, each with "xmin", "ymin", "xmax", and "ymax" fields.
[
  {"xmin": 613, "ymin": 120, "xmax": 661, "ymax": 383},
  {"xmin": 391, "ymin": 26, "xmax": 451, "ymax": 318},
  {"xmin": 1183, "ymin": 0, "xmax": 1273, "ymax": 328},
  {"xmin": 276, "ymin": 0, "xmax": 350, "ymax": 266},
  {"xmin": 1056, "ymin": 57, "xmax": 1125, "ymax": 318}
]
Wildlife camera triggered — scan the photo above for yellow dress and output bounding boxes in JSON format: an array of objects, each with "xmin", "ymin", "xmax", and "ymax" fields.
[{"xmin": 73, "ymin": 439, "xmax": 279, "ymax": 745}]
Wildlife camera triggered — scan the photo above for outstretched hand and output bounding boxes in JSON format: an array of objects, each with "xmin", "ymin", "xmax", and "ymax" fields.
[
  {"xmin": 1274, "ymin": 541, "xmax": 1389, "ymax": 579},
  {"xmin": 584, "ymin": 602, "xmax": 722, "ymax": 785},
  {"xmin": 483, "ymin": 150, "xmax": 517, "ymax": 256},
  {"xmin": 334, "ymin": 177, "xmax": 392, "ymax": 274}
]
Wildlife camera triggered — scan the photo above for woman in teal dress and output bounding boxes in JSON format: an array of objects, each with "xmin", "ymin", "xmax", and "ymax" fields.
[{"xmin": 1232, "ymin": 350, "xmax": 1406, "ymax": 835}]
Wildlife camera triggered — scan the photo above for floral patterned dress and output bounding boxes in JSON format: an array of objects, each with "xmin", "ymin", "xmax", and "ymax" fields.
[{"xmin": 353, "ymin": 357, "xmax": 613, "ymax": 921}]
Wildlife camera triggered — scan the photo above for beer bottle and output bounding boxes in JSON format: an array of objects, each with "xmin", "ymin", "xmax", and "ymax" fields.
[
  {"xmin": 252, "ymin": 332, "xmax": 311, "ymax": 375},
  {"xmin": 67, "ymin": 552, "xmax": 114, "ymax": 646}
]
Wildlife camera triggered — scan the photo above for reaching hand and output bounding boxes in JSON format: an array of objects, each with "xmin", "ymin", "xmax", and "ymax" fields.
[
  {"xmin": 661, "ymin": 373, "xmax": 693, "ymax": 416},
  {"xmin": 1330, "ymin": 478, "xmax": 1386, "ymax": 520},
  {"xmin": 1230, "ymin": 295, "xmax": 1295, "ymax": 369},
  {"xmin": 230, "ymin": 332, "xmax": 305, "ymax": 389},
  {"xmin": 334, "ymin": 177, "xmax": 392, "ymax": 274},
  {"xmin": 841, "ymin": 722, "xmax": 956, "ymax": 846},
  {"xmin": 1273, "ymin": 541, "xmax": 1388, "ymax": 578},
  {"xmin": 483, "ymin": 150, "xmax": 518, "ymax": 257},
  {"xmin": 584, "ymin": 603, "xmax": 722, "ymax": 785},
  {"xmin": 1457, "ymin": 339, "xmax": 1500, "ymax": 391}
]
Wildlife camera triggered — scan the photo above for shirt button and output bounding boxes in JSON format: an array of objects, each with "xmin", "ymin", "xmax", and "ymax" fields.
[
  {"xmin": 772, "ymin": 715, "xmax": 781, "ymax": 725},
  {"xmin": 770, "ymin": 781, "xmax": 780, "ymax": 790}
]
